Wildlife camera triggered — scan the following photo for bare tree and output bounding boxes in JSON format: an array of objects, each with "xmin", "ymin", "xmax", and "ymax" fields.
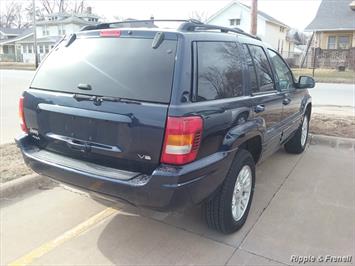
[
  {"xmin": 188, "ymin": 11, "xmax": 209, "ymax": 23},
  {"xmin": 0, "ymin": 1, "xmax": 30, "ymax": 28},
  {"xmin": 37, "ymin": 0, "xmax": 87, "ymax": 15}
]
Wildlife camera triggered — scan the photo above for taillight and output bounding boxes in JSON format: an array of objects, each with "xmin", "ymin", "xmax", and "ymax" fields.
[
  {"xmin": 161, "ymin": 116, "xmax": 203, "ymax": 165},
  {"xmin": 100, "ymin": 29, "xmax": 121, "ymax": 37},
  {"xmin": 19, "ymin": 96, "xmax": 28, "ymax": 133}
]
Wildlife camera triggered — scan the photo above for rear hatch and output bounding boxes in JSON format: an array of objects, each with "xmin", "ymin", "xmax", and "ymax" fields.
[{"xmin": 23, "ymin": 29, "xmax": 178, "ymax": 174}]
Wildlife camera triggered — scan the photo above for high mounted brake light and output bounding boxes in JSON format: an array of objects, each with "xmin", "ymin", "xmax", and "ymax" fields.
[
  {"xmin": 100, "ymin": 29, "xmax": 121, "ymax": 37},
  {"xmin": 19, "ymin": 96, "xmax": 28, "ymax": 133},
  {"xmin": 161, "ymin": 116, "xmax": 203, "ymax": 165}
]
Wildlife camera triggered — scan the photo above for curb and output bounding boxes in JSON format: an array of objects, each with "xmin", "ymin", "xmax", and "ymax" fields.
[
  {"xmin": 0, "ymin": 174, "xmax": 54, "ymax": 199},
  {"xmin": 310, "ymin": 134, "xmax": 355, "ymax": 149}
]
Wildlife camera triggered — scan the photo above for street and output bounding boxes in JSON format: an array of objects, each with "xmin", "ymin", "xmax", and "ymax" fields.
[
  {"xmin": 1, "ymin": 144, "xmax": 354, "ymax": 265},
  {"xmin": 0, "ymin": 69, "xmax": 354, "ymax": 144}
]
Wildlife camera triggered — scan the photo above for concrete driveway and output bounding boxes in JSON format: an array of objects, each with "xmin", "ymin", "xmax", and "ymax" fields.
[{"xmin": 1, "ymin": 143, "xmax": 354, "ymax": 265}]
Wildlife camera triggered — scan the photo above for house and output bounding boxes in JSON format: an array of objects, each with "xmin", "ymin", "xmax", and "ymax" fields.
[
  {"xmin": 0, "ymin": 27, "xmax": 25, "ymax": 40},
  {"xmin": 0, "ymin": 7, "xmax": 99, "ymax": 63},
  {"xmin": 0, "ymin": 27, "xmax": 28, "ymax": 61},
  {"xmin": 305, "ymin": 0, "xmax": 355, "ymax": 69},
  {"xmin": 206, "ymin": 1, "xmax": 296, "ymax": 56},
  {"xmin": 0, "ymin": 28, "xmax": 32, "ymax": 62}
]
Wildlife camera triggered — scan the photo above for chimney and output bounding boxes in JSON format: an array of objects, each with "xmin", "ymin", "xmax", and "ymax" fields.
[
  {"xmin": 350, "ymin": 1, "xmax": 355, "ymax": 11},
  {"xmin": 86, "ymin": 6, "xmax": 92, "ymax": 14}
]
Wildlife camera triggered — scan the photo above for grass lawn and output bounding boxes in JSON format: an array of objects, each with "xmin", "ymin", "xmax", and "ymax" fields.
[{"xmin": 292, "ymin": 68, "xmax": 354, "ymax": 84}]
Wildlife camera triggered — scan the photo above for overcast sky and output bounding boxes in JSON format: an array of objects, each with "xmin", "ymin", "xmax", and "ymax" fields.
[{"xmin": 86, "ymin": 0, "xmax": 322, "ymax": 30}]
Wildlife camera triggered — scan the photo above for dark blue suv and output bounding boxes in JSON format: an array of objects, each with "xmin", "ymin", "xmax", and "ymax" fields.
[{"xmin": 17, "ymin": 20, "xmax": 314, "ymax": 233}]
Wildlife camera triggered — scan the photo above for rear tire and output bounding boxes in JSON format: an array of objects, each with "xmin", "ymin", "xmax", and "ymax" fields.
[
  {"xmin": 284, "ymin": 113, "xmax": 309, "ymax": 154},
  {"xmin": 203, "ymin": 149, "xmax": 255, "ymax": 234}
]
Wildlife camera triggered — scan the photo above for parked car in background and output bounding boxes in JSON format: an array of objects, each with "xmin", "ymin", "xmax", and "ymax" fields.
[{"xmin": 16, "ymin": 20, "xmax": 314, "ymax": 234}]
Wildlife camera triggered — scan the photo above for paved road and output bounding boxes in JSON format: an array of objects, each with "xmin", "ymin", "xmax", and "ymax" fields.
[
  {"xmin": 309, "ymin": 82, "xmax": 355, "ymax": 107},
  {"xmin": 1, "ymin": 69, "xmax": 354, "ymax": 144},
  {"xmin": 1, "ymin": 144, "xmax": 354, "ymax": 265},
  {"xmin": 0, "ymin": 70, "xmax": 36, "ymax": 144}
]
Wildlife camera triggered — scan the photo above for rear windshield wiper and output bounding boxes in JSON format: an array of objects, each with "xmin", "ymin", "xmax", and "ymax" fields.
[
  {"xmin": 73, "ymin": 93, "xmax": 95, "ymax": 101},
  {"xmin": 73, "ymin": 94, "xmax": 139, "ymax": 105}
]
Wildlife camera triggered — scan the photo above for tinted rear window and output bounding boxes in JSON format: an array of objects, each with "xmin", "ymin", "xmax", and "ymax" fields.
[
  {"xmin": 196, "ymin": 41, "xmax": 243, "ymax": 101},
  {"xmin": 31, "ymin": 37, "xmax": 177, "ymax": 103}
]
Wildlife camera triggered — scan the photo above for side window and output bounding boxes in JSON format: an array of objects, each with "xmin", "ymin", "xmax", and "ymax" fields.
[
  {"xmin": 268, "ymin": 49, "xmax": 294, "ymax": 91},
  {"xmin": 196, "ymin": 42, "xmax": 243, "ymax": 101},
  {"xmin": 243, "ymin": 44, "xmax": 258, "ymax": 93},
  {"xmin": 247, "ymin": 45, "xmax": 274, "ymax": 93}
]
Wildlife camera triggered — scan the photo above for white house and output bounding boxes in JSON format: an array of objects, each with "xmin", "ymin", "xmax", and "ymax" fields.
[
  {"xmin": 206, "ymin": 1, "xmax": 297, "ymax": 56},
  {"xmin": 0, "ymin": 8, "xmax": 99, "ymax": 63}
]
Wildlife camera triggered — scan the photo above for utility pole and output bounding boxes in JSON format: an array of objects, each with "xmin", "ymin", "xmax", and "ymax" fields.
[
  {"xmin": 251, "ymin": 0, "xmax": 258, "ymax": 35},
  {"xmin": 32, "ymin": 0, "xmax": 38, "ymax": 68}
]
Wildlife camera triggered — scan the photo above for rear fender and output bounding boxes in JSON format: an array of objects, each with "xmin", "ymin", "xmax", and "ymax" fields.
[{"xmin": 222, "ymin": 120, "xmax": 264, "ymax": 151}]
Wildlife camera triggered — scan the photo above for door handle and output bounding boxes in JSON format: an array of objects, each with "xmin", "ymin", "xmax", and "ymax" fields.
[
  {"xmin": 283, "ymin": 98, "xmax": 291, "ymax": 105},
  {"xmin": 254, "ymin": 104, "xmax": 265, "ymax": 113}
]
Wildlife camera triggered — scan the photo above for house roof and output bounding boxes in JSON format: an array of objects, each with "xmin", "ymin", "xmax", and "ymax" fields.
[
  {"xmin": 0, "ymin": 28, "xmax": 33, "ymax": 45},
  {"xmin": 46, "ymin": 12, "xmax": 100, "ymax": 19},
  {"xmin": 36, "ymin": 16, "xmax": 97, "ymax": 26},
  {"xmin": 16, "ymin": 35, "xmax": 63, "ymax": 44},
  {"xmin": 0, "ymin": 27, "xmax": 26, "ymax": 36},
  {"xmin": 305, "ymin": 0, "xmax": 355, "ymax": 31},
  {"xmin": 207, "ymin": 1, "xmax": 290, "ymax": 28},
  {"xmin": 239, "ymin": 3, "xmax": 289, "ymax": 28}
]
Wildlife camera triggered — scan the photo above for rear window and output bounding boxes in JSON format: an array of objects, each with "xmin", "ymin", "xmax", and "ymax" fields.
[
  {"xmin": 31, "ymin": 37, "xmax": 177, "ymax": 103},
  {"xmin": 196, "ymin": 41, "xmax": 243, "ymax": 101}
]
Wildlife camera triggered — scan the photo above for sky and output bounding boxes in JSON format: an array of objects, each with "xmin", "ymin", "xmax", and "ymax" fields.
[{"xmin": 86, "ymin": 0, "xmax": 322, "ymax": 31}]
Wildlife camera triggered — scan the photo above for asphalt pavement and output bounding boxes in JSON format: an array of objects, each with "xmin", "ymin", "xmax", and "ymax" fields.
[
  {"xmin": 1, "ymin": 144, "xmax": 354, "ymax": 265},
  {"xmin": 1, "ymin": 69, "xmax": 354, "ymax": 144}
]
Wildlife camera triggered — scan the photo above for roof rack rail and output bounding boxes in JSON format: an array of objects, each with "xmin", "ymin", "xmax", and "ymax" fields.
[
  {"xmin": 179, "ymin": 21, "xmax": 261, "ymax": 40},
  {"xmin": 80, "ymin": 19, "xmax": 203, "ymax": 31},
  {"xmin": 80, "ymin": 19, "xmax": 261, "ymax": 41}
]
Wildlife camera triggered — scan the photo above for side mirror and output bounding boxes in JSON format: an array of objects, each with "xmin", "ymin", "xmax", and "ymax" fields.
[{"xmin": 297, "ymin": 76, "xmax": 315, "ymax": 89}]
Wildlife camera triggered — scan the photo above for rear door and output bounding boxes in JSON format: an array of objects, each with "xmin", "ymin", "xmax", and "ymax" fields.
[
  {"xmin": 24, "ymin": 30, "xmax": 178, "ymax": 174},
  {"xmin": 243, "ymin": 44, "xmax": 283, "ymax": 156}
]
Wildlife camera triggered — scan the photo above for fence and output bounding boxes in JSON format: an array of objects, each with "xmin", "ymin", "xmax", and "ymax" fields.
[{"xmin": 301, "ymin": 48, "xmax": 355, "ymax": 70}]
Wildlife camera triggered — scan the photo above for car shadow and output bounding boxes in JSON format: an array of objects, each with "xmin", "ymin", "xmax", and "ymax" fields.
[{"xmin": 96, "ymin": 149, "xmax": 303, "ymax": 264}]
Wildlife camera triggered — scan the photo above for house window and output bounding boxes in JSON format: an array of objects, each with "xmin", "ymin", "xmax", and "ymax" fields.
[
  {"xmin": 58, "ymin": 28, "xmax": 65, "ymax": 35},
  {"xmin": 3, "ymin": 46, "xmax": 9, "ymax": 54},
  {"xmin": 338, "ymin": 36, "xmax": 350, "ymax": 49},
  {"xmin": 327, "ymin": 36, "xmax": 336, "ymax": 49},
  {"xmin": 229, "ymin": 19, "xmax": 241, "ymax": 26},
  {"xmin": 280, "ymin": 27, "xmax": 285, "ymax": 33},
  {"xmin": 45, "ymin": 44, "xmax": 49, "ymax": 53},
  {"xmin": 28, "ymin": 45, "xmax": 33, "ymax": 53},
  {"xmin": 39, "ymin": 45, "xmax": 44, "ymax": 53}
]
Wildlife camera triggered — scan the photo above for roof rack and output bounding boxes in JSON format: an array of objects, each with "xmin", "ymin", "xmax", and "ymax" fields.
[
  {"xmin": 80, "ymin": 19, "xmax": 202, "ymax": 31},
  {"xmin": 80, "ymin": 19, "xmax": 261, "ymax": 41},
  {"xmin": 179, "ymin": 21, "xmax": 261, "ymax": 40}
]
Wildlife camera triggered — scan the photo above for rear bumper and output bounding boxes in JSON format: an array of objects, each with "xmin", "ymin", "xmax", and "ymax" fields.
[{"xmin": 16, "ymin": 135, "xmax": 235, "ymax": 210}]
